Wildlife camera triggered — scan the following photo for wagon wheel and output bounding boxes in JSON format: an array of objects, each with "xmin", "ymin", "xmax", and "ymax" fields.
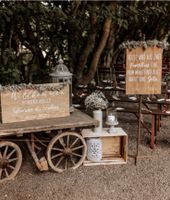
[
  {"xmin": 0, "ymin": 141, "xmax": 22, "ymax": 183},
  {"xmin": 47, "ymin": 132, "xmax": 87, "ymax": 173}
]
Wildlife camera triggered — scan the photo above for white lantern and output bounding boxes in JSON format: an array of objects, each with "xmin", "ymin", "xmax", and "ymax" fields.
[
  {"xmin": 50, "ymin": 58, "xmax": 73, "ymax": 112},
  {"xmin": 86, "ymin": 138, "xmax": 102, "ymax": 162}
]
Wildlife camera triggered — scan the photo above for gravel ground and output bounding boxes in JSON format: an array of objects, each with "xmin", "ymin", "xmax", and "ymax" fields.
[{"xmin": 0, "ymin": 113, "xmax": 170, "ymax": 200}]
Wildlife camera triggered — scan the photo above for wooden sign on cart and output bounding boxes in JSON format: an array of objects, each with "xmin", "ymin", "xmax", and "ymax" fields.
[{"xmin": 0, "ymin": 83, "xmax": 70, "ymax": 123}]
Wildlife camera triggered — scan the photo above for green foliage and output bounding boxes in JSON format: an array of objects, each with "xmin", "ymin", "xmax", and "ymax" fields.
[
  {"xmin": 0, "ymin": 49, "xmax": 21, "ymax": 85},
  {"xmin": 0, "ymin": 1, "xmax": 169, "ymax": 85}
]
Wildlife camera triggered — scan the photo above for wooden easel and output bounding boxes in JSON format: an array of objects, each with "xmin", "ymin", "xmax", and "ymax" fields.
[{"xmin": 125, "ymin": 46, "xmax": 163, "ymax": 165}]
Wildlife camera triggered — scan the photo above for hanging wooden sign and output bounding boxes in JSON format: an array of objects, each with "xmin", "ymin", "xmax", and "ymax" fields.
[{"xmin": 126, "ymin": 46, "xmax": 163, "ymax": 95}]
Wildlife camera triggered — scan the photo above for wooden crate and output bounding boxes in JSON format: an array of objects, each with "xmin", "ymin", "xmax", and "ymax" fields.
[
  {"xmin": 82, "ymin": 127, "xmax": 128, "ymax": 166},
  {"xmin": 0, "ymin": 83, "xmax": 70, "ymax": 123}
]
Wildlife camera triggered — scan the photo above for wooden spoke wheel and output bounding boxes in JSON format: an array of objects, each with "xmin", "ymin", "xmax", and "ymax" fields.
[
  {"xmin": 0, "ymin": 141, "xmax": 22, "ymax": 183},
  {"xmin": 47, "ymin": 132, "xmax": 87, "ymax": 173}
]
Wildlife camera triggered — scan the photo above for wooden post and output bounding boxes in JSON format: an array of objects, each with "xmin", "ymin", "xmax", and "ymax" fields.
[{"xmin": 135, "ymin": 95, "xmax": 142, "ymax": 165}]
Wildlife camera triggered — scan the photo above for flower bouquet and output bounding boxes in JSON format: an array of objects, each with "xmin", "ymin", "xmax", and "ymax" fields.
[{"xmin": 84, "ymin": 90, "xmax": 108, "ymax": 111}]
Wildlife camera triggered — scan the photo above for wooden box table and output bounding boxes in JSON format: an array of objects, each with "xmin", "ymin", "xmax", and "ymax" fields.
[{"xmin": 82, "ymin": 127, "xmax": 128, "ymax": 166}]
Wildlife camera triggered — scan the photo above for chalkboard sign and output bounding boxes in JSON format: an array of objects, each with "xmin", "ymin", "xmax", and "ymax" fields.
[
  {"xmin": 126, "ymin": 47, "xmax": 163, "ymax": 95},
  {"xmin": 0, "ymin": 83, "xmax": 70, "ymax": 123}
]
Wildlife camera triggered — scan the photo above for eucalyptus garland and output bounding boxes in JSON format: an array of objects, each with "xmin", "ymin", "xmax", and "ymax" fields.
[
  {"xmin": 120, "ymin": 39, "xmax": 169, "ymax": 50},
  {"xmin": 0, "ymin": 83, "xmax": 67, "ymax": 93}
]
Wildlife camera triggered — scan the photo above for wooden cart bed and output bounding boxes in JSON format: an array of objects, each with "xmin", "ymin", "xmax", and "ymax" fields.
[{"xmin": 0, "ymin": 109, "xmax": 98, "ymax": 137}]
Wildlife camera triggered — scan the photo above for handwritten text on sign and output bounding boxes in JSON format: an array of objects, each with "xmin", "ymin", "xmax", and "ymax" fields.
[
  {"xmin": 126, "ymin": 47, "xmax": 163, "ymax": 95},
  {"xmin": 0, "ymin": 83, "xmax": 70, "ymax": 123}
]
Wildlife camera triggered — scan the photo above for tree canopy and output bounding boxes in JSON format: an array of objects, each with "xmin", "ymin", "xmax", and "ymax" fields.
[{"xmin": 0, "ymin": 1, "xmax": 169, "ymax": 86}]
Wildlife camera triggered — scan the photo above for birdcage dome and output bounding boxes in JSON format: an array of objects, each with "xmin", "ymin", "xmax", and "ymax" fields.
[{"xmin": 50, "ymin": 58, "xmax": 72, "ymax": 79}]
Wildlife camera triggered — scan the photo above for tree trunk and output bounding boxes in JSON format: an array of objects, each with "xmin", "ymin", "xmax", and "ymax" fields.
[
  {"xmin": 76, "ymin": 12, "xmax": 97, "ymax": 81},
  {"xmin": 79, "ymin": 2, "xmax": 116, "ymax": 85},
  {"xmin": 105, "ymin": 23, "xmax": 121, "ymax": 68},
  {"xmin": 79, "ymin": 18, "xmax": 112, "ymax": 85}
]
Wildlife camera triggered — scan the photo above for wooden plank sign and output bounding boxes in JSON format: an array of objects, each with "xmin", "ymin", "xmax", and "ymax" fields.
[
  {"xmin": 0, "ymin": 83, "xmax": 70, "ymax": 123},
  {"xmin": 126, "ymin": 47, "xmax": 163, "ymax": 95}
]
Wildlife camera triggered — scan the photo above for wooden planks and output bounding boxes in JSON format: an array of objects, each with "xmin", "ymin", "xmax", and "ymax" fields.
[
  {"xmin": 0, "ymin": 109, "xmax": 98, "ymax": 137},
  {"xmin": 0, "ymin": 83, "xmax": 70, "ymax": 123},
  {"xmin": 102, "ymin": 136, "xmax": 121, "ymax": 156},
  {"xmin": 126, "ymin": 47, "xmax": 163, "ymax": 95},
  {"xmin": 83, "ymin": 158, "xmax": 126, "ymax": 166}
]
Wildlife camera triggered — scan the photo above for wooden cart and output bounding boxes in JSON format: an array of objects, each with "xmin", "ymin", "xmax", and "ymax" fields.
[{"xmin": 0, "ymin": 109, "xmax": 98, "ymax": 183}]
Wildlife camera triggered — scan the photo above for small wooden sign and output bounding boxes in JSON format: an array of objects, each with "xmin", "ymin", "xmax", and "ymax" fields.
[
  {"xmin": 126, "ymin": 47, "xmax": 163, "ymax": 95},
  {"xmin": 0, "ymin": 83, "xmax": 70, "ymax": 123}
]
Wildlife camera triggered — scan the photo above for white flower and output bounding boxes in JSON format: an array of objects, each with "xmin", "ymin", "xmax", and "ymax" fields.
[{"xmin": 85, "ymin": 91, "xmax": 108, "ymax": 110}]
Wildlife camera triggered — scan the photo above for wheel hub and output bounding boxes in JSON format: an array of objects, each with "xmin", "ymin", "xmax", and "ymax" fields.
[
  {"xmin": 0, "ymin": 158, "xmax": 9, "ymax": 169},
  {"xmin": 63, "ymin": 147, "xmax": 72, "ymax": 155}
]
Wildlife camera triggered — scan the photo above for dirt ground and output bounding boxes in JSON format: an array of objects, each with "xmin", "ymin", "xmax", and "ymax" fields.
[{"xmin": 0, "ymin": 112, "xmax": 170, "ymax": 200}]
